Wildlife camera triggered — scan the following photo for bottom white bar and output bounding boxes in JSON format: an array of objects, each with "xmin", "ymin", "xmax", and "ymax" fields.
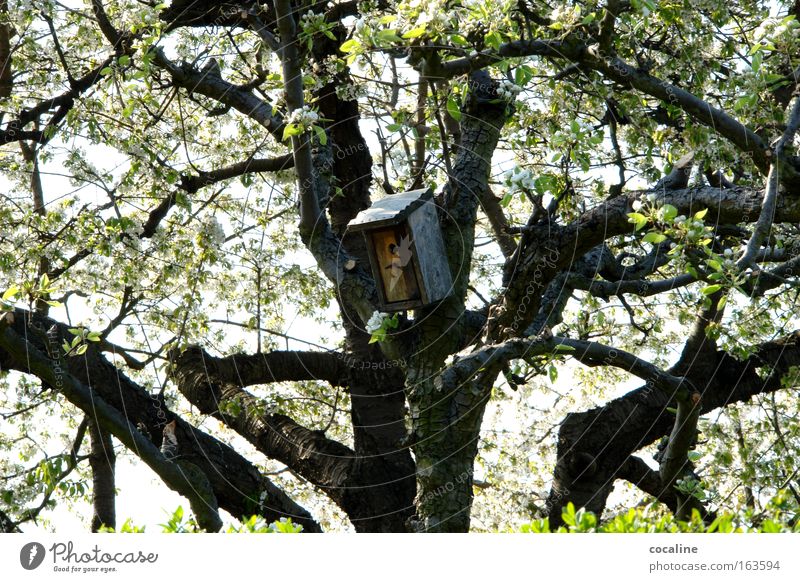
[{"xmin": 1, "ymin": 533, "xmax": 797, "ymax": 581}]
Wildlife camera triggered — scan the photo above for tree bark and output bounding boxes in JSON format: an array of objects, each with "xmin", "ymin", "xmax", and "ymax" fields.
[{"xmin": 88, "ymin": 421, "xmax": 116, "ymax": 532}]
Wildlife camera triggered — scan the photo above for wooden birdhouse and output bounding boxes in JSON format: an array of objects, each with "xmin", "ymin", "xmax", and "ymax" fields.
[{"xmin": 348, "ymin": 188, "xmax": 453, "ymax": 312}]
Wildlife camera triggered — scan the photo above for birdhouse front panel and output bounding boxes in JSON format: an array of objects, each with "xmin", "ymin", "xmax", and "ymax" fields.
[{"xmin": 369, "ymin": 224, "xmax": 422, "ymax": 305}]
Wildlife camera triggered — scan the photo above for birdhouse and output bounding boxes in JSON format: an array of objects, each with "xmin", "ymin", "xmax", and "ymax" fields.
[{"xmin": 348, "ymin": 188, "xmax": 453, "ymax": 312}]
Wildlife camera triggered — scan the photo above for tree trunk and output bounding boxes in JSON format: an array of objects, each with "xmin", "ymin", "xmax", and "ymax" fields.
[
  {"xmin": 88, "ymin": 421, "xmax": 116, "ymax": 532},
  {"xmin": 404, "ymin": 73, "xmax": 511, "ymax": 532}
]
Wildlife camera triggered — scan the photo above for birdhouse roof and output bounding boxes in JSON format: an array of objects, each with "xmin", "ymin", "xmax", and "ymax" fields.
[{"xmin": 348, "ymin": 188, "xmax": 433, "ymax": 230}]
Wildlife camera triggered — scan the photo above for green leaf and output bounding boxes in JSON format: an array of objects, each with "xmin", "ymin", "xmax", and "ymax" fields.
[
  {"xmin": 374, "ymin": 29, "xmax": 402, "ymax": 45},
  {"xmin": 717, "ymin": 294, "xmax": 728, "ymax": 310},
  {"xmin": 118, "ymin": 55, "xmax": 131, "ymax": 66},
  {"xmin": 403, "ymin": 26, "xmax": 427, "ymax": 39},
  {"xmin": 2, "ymin": 286, "xmax": 19, "ymax": 301},
  {"xmin": 627, "ymin": 212, "xmax": 648, "ymax": 232},
  {"xmin": 446, "ymin": 95, "xmax": 461, "ymax": 121},
  {"xmin": 694, "ymin": 208, "xmax": 708, "ymax": 220},
  {"xmin": 548, "ymin": 364, "xmax": 558, "ymax": 383},
  {"xmin": 484, "ymin": 30, "xmax": 503, "ymax": 49},
  {"xmin": 100, "ymin": 66, "xmax": 114, "ymax": 76},
  {"xmin": 642, "ymin": 231, "xmax": 667, "ymax": 244},
  {"xmin": 751, "ymin": 51, "xmax": 762, "ymax": 72},
  {"xmin": 552, "ymin": 344, "xmax": 576, "ymax": 353},
  {"xmin": 701, "ymin": 284, "xmax": 722, "ymax": 295},
  {"xmin": 687, "ymin": 451, "xmax": 702, "ymax": 462},
  {"xmin": 312, "ymin": 125, "xmax": 327, "ymax": 145},
  {"xmin": 339, "ymin": 38, "xmax": 361, "ymax": 53},
  {"xmin": 282, "ymin": 123, "xmax": 303, "ymax": 141},
  {"xmin": 449, "ymin": 33, "xmax": 469, "ymax": 47},
  {"xmin": 660, "ymin": 204, "xmax": 678, "ymax": 222},
  {"xmin": 386, "ymin": 123, "xmax": 403, "ymax": 132},
  {"xmin": 514, "ymin": 65, "xmax": 534, "ymax": 86}
]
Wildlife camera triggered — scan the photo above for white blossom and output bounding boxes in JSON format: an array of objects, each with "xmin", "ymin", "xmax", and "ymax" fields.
[
  {"xmin": 201, "ymin": 217, "xmax": 225, "ymax": 247},
  {"xmin": 505, "ymin": 167, "xmax": 536, "ymax": 191},
  {"xmin": 366, "ymin": 311, "xmax": 388, "ymax": 333},
  {"xmin": 754, "ymin": 16, "xmax": 799, "ymax": 43},
  {"xmin": 497, "ymin": 80, "xmax": 523, "ymax": 102},
  {"xmin": 288, "ymin": 106, "xmax": 320, "ymax": 128}
]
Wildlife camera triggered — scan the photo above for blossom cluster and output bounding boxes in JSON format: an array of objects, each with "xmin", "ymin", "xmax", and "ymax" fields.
[
  {"xmin": 300, "ymin": 10, "xmax": 324, "ymax": 27},
  {"xmin": 287, "ymin": 106, "xmax": 320, "ymax": 129},
  {"xmin": 200, "ymin": 217, "xmax": 226, "ymax": 248},
  {"xmin": 497, "ymin": 80, "xmax": 523, "ymax": 102},
  {"xmin": 505, "ymin": 167, "xmax": 536, "ymax": 192},
  {"xmin": 397, "ymin": 0, "xmax": 455, "ymax": 30},
  {"xmin": 550, "ymin": 4, "xmax": 582, "ymax": 25},
  {"xmin": 366, "ymin": 311, "xmax": 389, "ymax": 333},
  {"xmin": 631, "ymin": 192, "xmax": 659, "ymax": 211},
  {"xmin": 754, "ymin": 16, "xmax": 799, "ymax": 44}
]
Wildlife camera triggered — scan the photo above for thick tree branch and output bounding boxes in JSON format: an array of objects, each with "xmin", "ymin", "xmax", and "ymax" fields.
[
  {"xmin": 152, "ymin": 49, "xmax": 285, "ymax": 140},
  {"xmin": 493, "ymin": 184, "xmax": 800, "ymax": 339},
  {"xmin": 617, "ymin": 455, "xmax": 676, "ymax": 508},
  {"xmin": 169, "ymin": 345, "xmax": 415, "ymax": 531},
  {"xmin": 556, "ymin": 337, "xmax": 687, "ymax": 397},
  {"xmin": 176, "ymin": 345, "xmax": 351, "ymax": 387},
  {"xmin": 544, "ymin": 327, "xmax": 800, "ymax": 524},
  {"xmin": 0, "ymin": 309, "xmax": 322, "ymax": 532},
  {"xmin": 479, "ymin": 188, "xmax": 517, "ymax": 258},
  {"xmin": 738, "ymin": 95, "xmax": 800, "ymax": 269},
  {"xmin": 0, "ymin": 316, "xmax": 223, "ymax": 531},
  {"xmin": 170, "ymin": 346, "xmax": 355, "ymax": 506},
  {"xmin": 426, "ymin": 38, "xmax": 776, "ymax": 177},
  {"xmin": 659, "ymin": 394, "xmax": 701, "ymax": 520},
  {"xmin": 179, "ymin": 153, "xmax": 294, "ymax": 194},
  {"xmin": 273, "ymin": 0, "xmax": 321, "ymax": 237}
]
